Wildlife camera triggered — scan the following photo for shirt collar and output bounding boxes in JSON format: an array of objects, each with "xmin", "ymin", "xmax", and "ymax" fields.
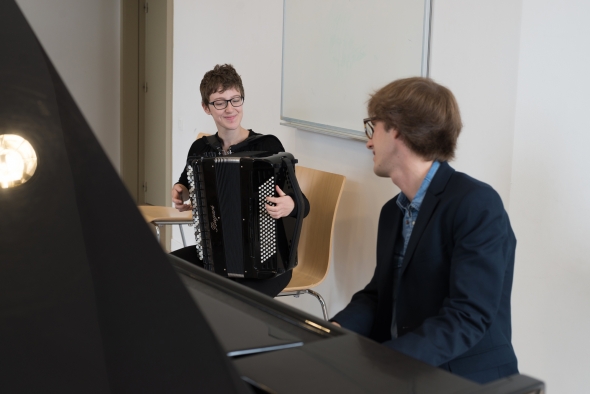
[{"xmin": 396, "ymin": 161, "xmax": 440, "ymax": 212}]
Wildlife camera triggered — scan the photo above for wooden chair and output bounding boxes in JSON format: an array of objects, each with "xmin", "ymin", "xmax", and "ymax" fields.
[{"xmin": 276, "ymin": 166, "xmax": 346, "ymax": 320}]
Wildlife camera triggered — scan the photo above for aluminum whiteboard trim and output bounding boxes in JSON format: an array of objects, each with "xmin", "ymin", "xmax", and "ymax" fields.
[
  {"xmin": 280, "ymin": 0, "xmax": 287, "ymax": 127},
  {"xmin": 421, "ymin": 0, "xmax": 433, "ymax": 77},
  {"xmin": 280, "ymin": 118, "xmax": 367, "ymax": 142}
]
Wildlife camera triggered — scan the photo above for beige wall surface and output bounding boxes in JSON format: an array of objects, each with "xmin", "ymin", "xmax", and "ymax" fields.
[
  {"xmin": 15, "ymin": 0, "xmax": 121, "ymax": 170},
  {"xmin": 510, "ymin": 0, "xmax": 590, "ymax": 392}
]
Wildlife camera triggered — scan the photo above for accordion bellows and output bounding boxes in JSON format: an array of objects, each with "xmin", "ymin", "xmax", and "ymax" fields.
[{"xmin": 187, "ymin": 152, "xmax": 304, "ymax": 279}]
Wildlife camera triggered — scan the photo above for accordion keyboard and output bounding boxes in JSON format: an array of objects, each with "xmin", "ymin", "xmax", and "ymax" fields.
[{"xmin": 258, "ymin": 177, "xmax": 276, "ymax": 264}]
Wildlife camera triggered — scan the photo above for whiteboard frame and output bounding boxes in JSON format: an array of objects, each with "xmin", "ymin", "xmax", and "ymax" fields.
[{"xmin": 280, "ymin": 0, "xmax": 433, "ymax": 141}]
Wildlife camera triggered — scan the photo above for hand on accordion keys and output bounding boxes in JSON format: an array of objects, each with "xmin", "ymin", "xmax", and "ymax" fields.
[{"xmin": 265, "ymin": 185, "xmax": 295, "ymax": 219}]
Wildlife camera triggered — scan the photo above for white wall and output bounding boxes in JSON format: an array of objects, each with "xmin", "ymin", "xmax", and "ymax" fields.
[
  {"xmin": 15, "ymin": 0, "xmax": 121, "ymax": 169},
  {"xmin": 429, "ymin": 1, "xmax": 523, "ymax": 203},
  {"xmin": 510, "ymin": 1, "xmax": 590, "ymax": 392},
  {"xmin": 172, "ymin": 0, "xmax": 589, "ymax": 391}
]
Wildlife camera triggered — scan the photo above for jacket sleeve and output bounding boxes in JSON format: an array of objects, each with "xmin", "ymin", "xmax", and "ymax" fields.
[
  {"xmin": 330, "ymin": 200, "xmax": 398, "ymax": 335},
  {"xmin": 384, "ymin": 186, "xmax": 515, "ymax": 366},
  {"xmin": 286, "ymin": 191, "xmax": 310, "ymax": 218},
  {"xmin": 330, "ymin": 263, "xmax": 380, "ymax": 336}
]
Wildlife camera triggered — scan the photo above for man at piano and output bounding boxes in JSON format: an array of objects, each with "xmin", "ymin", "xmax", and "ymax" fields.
[
  {"xmin": 331, "ymin": 77, "xmax": 518, "ymax": 384},
  {"xmin": 169, "ymin": 64, "xmax": 309, "ymax": 297}
]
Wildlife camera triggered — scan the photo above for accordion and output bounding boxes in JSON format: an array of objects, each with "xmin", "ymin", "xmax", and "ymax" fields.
[{"xmin": 186, "ymin": 151, "xmax": 304, "ymax": 279}]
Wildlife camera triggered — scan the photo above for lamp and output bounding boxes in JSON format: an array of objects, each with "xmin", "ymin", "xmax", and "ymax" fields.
[{"xmin": 0, "ymin": 134, "xmax": 37, "ymax": 188}]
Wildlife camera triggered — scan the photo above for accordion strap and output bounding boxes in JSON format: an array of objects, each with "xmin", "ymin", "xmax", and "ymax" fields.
[
  {"xmin": 205, "ymin": 133, "xmax": 273, "ymax": 154},
  {"xmin": 283, "ymin": 156, "xmax": 305, "ymax": 271},
  {"xmin": 204, "ymin": 135, "xmax": 222, "ymax": 153}
]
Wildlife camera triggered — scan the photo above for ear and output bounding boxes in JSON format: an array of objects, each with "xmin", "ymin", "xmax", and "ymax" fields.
[
  {"xmin": 390, "ymin": 128, "xmax": 401, "ymax": 139},
  {"xmin": 202, "ymin": 101, "xmax": 211, "ymax": 115}
]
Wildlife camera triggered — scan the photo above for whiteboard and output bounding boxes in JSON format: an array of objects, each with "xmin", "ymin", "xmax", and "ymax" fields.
[{"xmin": 281, "ymin": 0, "xmax": 431, "ymax": 141}]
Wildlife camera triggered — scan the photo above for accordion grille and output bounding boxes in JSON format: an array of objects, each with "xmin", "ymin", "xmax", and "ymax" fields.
[{"xmin": 258, "ymin": 177, "xmax": 276, "ymax": 263}]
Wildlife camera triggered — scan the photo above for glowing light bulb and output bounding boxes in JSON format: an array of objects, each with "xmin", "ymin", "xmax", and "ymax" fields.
[{"xmin": 0, "ymin": 134, "xmax": 37, "ymax": 189}]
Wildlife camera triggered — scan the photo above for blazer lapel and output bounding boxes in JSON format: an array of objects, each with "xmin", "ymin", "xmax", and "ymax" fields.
[
  {"xmin": 380, "ymin": 204, "xmax": 403, "ymax": 280},
  {"xmin": 378, "ymin": 203, "xmax": 402, "ymax": 321},
  {"xmin": 399, "ymin": 162, "xmax": 455, "ymax": 275}
]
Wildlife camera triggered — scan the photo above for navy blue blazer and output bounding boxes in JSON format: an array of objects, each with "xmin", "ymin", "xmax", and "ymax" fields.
[{"xmin": 333, "ymin": 162, "xmax": 518, "ymax": 383}]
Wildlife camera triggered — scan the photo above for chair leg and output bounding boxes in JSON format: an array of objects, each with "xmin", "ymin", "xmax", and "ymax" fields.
[
  {"xmin": 178, "ymin": 224, "xmax": 187, "ymax": 247},
  {"xmin": 155, "ymin": 224, "xmax": 161, "ymax": 243},
  {"xmin": 277, "ymin": 289, "xmax": 329, "ymax": 321},
  {"xmin": 305, "ymin": 289, "xmax": 329, "ymax": 321}
]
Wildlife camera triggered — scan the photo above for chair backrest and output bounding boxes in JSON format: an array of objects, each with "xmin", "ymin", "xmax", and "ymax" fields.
[
  {"xmin": 286, "ymin": 166, "xmax": 346, "ymax": 291},
  {"xmin": 196, "ymin": 132, "xmax": 211, "ymax": 140}
]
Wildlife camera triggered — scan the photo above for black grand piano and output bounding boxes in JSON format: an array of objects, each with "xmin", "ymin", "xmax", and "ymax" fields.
[
  {"xmin": 0, "ymin": 1, "xmax": 543, "ymax": 392},
  {"xmin": 172, "ymin": 256, "xmax": 543, "ymax": 394}
]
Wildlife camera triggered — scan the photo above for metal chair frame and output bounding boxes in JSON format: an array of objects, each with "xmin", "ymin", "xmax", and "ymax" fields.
[
  {"xmin": 152, "ymin": 221, "xmax": 190, "ymax": 247},
  {"xmin": 276, "ymin": 289, "xmax": 329, "ymax": 321}
]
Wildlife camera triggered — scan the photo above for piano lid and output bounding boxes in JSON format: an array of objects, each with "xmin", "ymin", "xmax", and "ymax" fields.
[{"xmin": 0, "ymin": 1, "xmax": 250, "ymax": 392}]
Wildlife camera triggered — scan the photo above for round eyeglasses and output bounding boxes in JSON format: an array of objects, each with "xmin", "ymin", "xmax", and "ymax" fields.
[
  {"xmin": 363, "ymin": 117, "xmax": 375, "ymax": 139},
  {"xmin": 208, "ymin": 96, "xmax": 244, "ymax": 110}
]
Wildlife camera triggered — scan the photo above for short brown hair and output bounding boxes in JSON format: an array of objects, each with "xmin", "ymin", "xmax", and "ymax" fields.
[
  {"xmin": 368, "ymin": 77, "xmax": 462, "ymax": 161},
  {"xmin": 199, "ymin": 64, "xmax": 245, "ymax": 105}
]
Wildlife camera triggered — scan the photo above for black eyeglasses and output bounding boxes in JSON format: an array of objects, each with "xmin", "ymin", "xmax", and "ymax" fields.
[
  {"xmin": 364, "ymin": 117, "xmax": 376, "ymax": 139},
  {"xmin": 208, "ymin": 96, "xmax": 244, "ymax": 110}
]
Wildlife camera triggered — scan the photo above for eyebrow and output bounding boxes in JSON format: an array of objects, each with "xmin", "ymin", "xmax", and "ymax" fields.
[{"xmin": 212, "ymin": 95, "xmax": 241, "ymax": 101}]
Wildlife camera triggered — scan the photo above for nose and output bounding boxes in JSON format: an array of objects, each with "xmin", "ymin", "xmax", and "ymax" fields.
[{"xmin": 366, "ymin": 138, "xmax": 373, "ymax": 150}]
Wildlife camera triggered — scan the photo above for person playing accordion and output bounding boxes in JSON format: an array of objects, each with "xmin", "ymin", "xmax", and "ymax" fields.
[{"xmin": 171, "ymin": 64, "xmax": 309, "ymax": 297}]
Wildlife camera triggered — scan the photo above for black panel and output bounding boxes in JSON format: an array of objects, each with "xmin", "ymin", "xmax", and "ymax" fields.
[
  {"xmin": 0, "ymin": 2, "xmax": 250, "ymax": 392},
  {"xmin": 215, "ymin": 159, "xmax": 244, "ymax": 276}
]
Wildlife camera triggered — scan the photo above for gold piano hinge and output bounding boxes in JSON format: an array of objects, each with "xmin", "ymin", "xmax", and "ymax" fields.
[
  {"xmin": 144, "ymin": 2, "xmax": 148, "ymax": 13},
  {"xmin": 143, "ymin": 82, "xmax": 148, "ymax": 93},
  {"xmin": 305, "ymin": 320, "xmax": 330, "ymax": 333},
  {"xmin": 143, "ymin": 181, "xmax": 147, "ymax": 193}
]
